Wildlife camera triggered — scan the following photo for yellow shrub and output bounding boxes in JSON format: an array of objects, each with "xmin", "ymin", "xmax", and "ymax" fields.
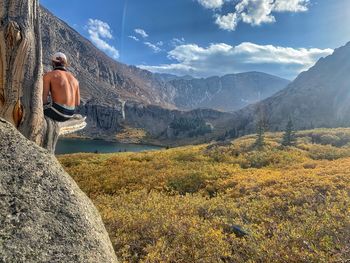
[{"xmin": 58, "ymin": 128, "xmax": 350, "ymax": 262}]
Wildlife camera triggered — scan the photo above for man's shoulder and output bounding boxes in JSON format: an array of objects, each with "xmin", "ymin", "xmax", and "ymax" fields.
[
  {"xmin": 43, "ymin": 71, "xmax": 53, "ymax": 79},
  {"xmin": 67, "ymin": 72, "xmax": 79, "ymax": 84}
]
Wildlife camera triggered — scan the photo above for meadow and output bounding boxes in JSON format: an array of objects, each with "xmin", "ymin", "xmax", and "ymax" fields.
[{"xmin": 58, "ymin": 128, "xmax": 350, "ymax": 262}]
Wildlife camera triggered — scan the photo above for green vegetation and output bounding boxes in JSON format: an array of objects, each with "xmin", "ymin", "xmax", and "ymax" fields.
[
  {"xmin": 254, "ymin": 114, "xmax": 268, "ymax": 150},
  {"xmin": 170, "ymin": 117, "xmax": 212, "ymax": 137},
  {"xmin": 254, "ymin": 121, "xmax": 265, "ymax": 149},
  {"xmin": 58, "ymin": 128, "xmax": 350, "ymax": 263},
  {"xmin": 281, "ymin": 118, "xmax": 296, "ymax": 147},
  {"xmin": 115, "ymin": 126, "xmax": 147, "ymax": 144}
]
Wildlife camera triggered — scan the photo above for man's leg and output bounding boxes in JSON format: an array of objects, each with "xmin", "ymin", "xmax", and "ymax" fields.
[{"xmin": 44, "ymin": 108, "xmax": 70, "ymax": 122}]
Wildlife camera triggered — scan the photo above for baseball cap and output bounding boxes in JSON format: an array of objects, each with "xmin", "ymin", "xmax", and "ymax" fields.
[{"xmin": 52, "ymin": 52, "xmax": 67, "ymax": 63}]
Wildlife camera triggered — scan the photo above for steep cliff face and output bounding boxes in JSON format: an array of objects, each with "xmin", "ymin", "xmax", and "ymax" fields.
[
  {"xmin": 124, "ymin": 102, "xmax": 232, "ymax": 136},
  {"xmin": 77, "ymin": 100, "xmax": 232, "ymax": 143},
  {"xmin": 226, "ymin": 42, "xmax": 350, "ymax": 137},
  {"xmin": 168, "ymin": 72, "xmax": 289, "ymax": 112},
  {"xmin": 0, "ymin": 119, "xmax": 118, "ymax": 262},
  {"xmin": 39, "ymin": 6, "xmax": 290, "ymax": 143},
  {"xmin": 40, "ymin": 7, "xmax": 288, "ymax": 114},
  {"xmin": 40, "ymin": 7, "xmax": 175, "ymax": 108}
]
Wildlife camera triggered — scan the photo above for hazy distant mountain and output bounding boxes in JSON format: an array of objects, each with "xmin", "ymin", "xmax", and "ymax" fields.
[
  {"xmin": 41, "ymin": 7, "xmax": 288, "ymax": 113},
  {"xmin": 226, "ymin": 42, "xmax": 350, "ymax": 137},
  {"xmin": 41, "ymin": 6, "xmax": 350, "ymax": 143},
  {"xmin": 167, "ymin": 72, "xmax": 289, "ymax": 112},
  {"xmin": 40, "ymin": 7, "xmax": 233, "ymax": 143},
  {"xmin": 153, "ymin": 73, "xmax": 195, "ymax": 82}
]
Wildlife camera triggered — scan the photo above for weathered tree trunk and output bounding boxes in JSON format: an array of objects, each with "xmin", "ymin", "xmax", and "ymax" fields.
[
  {"xmin": 0, "ymin": 1, "xmax": 87, "ymax": 152},
  {"xmin": 0, "ymin": 0, "xmax": 47, "ymax": 146}
]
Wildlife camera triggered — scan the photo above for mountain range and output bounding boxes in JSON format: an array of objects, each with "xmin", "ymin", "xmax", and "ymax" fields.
[
  {"xmin": 41, "ymin": 7, "xmax": 175, "ymax": 109},
  {"xmin": 167, "ymin": 72, "xmax": 289, "ymax": 112},
  {"xmin": 40, "ymin": 6, "xmax": 350, "ymax": 144},
  {"xmin": 41, "ymin": 6, "xmax": 289, "ymax": 112},
  {"xmin": 225, "ymin": 41, "xmax": 350, "ymax": 138}
]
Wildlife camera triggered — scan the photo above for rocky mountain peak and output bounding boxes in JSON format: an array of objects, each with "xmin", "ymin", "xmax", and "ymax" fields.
[{"xmin": 226, "ymin": 41, "xmax": 350, "ymax": 137}]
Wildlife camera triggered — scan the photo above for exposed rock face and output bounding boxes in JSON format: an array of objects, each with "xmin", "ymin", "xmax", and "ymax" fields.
[
  {"xmin": 153, "ymin": 73, "xmax": 195, "ymax": 82},
  {"xmin": 0, "ymin": 119, "xmax": 118, "ymax": 263},
  {"xmin": 76, "ymin": 100, "xmax": 124, "ymax": 138},
  {"xmin": 123, "ymin": 102, "xmax": 232, "ymax": 137},
  {"xmin": 167, "ymin": 72, "xmax": 289, "ymax": 112},
  {"xmin": 40, "ymin": 6, "xmax": 288, "ymax": 114},
  {"xmin": 40, "ymin": 7, "xmax": 175, "ymax": 108},
  {"xmin": 226, "ymin": 42, "xmax": 350, "ymax": 137},
  {"xmin": 77, "ymin": 100, "xmax": 233, "ymax": 142},
  {"xmin": 39, "ymin": 6, "xmax": 293, "ymax": 142}
]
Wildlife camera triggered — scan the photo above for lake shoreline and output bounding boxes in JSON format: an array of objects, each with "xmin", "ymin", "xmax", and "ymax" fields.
[
  {"xmin": 61, "ymin": 134, "xmax": 167, "ymax": 148},
  {"xmin": 55, "ymin": 138, "xmax": 164, "ymax": 155}
]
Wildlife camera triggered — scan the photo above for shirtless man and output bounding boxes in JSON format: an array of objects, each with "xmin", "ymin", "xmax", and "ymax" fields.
[{"xmin": 43, "ymin": 52, "xmax": 80, "ymax": 122}]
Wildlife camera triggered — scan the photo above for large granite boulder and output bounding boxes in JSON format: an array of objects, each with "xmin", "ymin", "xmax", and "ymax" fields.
[{"xmin": 0, "ymin": 118, "xmax": 118, "ymax": 263}]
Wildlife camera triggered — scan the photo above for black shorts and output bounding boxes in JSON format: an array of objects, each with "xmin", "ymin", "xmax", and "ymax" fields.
[{"xmin": 44, "ymin": 102, "xmax": 75, "ymax": 122}]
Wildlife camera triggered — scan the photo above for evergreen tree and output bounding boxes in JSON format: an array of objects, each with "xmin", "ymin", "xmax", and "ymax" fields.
[
  {"xmin": 254, "ymin": 118, "xmax": 266, "ymax": 149},
  {"xmin": 282, "ymin": 118, "xmax": 296, "ymax": 146}
]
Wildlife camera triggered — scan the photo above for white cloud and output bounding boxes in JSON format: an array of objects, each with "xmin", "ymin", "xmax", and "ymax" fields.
[
  {"xmin": 86, "ymin": 19, "xmax": 119, "ymax": 59},
  {"xmin": 273, "ymin": 0, "xmax": 309, "ymax": 12},
  {"xmin": 144, "ymin": 42, "xmax": 162, "ymax": 53},
  {"xmin": 215, "ymin": 12, "xmax": 239, "ymax": 31},
  {"xmin": 172, "ymin": 37, "xmax": 186, "ymax": 46},
  {"xmin": 128, "ymin": 35, "xmax": 140, "ymax": 41},
  {"xmin": 197, "ymin": 0, "xmax": 225, "ymax": 9},
  {"xmin": 208, "ymin": 0, "xmax": 310, "ymax": 31},
  {"xmin": 235, "ymin": 0, "xmax": 276, "ymax": 26},
  {"xmin": 134, "ymin": 28, "xmax": 149, "ymax": 38},
  {"xmin": 138, "ymin": 42, "xmax": 333, "ymax": 79}
]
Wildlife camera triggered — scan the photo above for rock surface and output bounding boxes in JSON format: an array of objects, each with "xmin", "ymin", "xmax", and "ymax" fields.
[
  {"xmin": 39, "ymin": 6, "xmax": 289, "ymax": 142},
  {"xmin": 0, "ymin": 119, "xmax": 118, "ymax": 263},
  {"xmin": 40, "ymin": 6, "xmax": 175, "ymax": 109},
  {"xmin": 40, "ymin": 7, "xmax": 288, "ymax": 113},
  {"xmin": 226, "ymin": 41, "xmax": 350, "ymax": 137},
  {"xmin": 168, "ymin": 72, "xmax": 289, "ymax": 112},
  {"xmin": 77, "ymin": 100, "xmax": 233, "ymax": 144}
]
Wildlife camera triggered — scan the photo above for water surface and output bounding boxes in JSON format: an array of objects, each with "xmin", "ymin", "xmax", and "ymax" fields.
[{"xmin": 55, "ymin": 138, "xmax": 162, "ymax": 155}]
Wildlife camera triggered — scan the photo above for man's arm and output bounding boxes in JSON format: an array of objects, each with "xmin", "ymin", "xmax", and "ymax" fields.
[
  {"xmin": 75, "ymin": 81, "xmax": 80, "ymax": 106},
  {"xmin": 43, "ymin": 73, "xmax": 51, "ymax": 104}
]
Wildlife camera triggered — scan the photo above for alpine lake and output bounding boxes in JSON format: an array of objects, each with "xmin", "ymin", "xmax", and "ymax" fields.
[{"xmin": 55, "ymin": 138, "xmax": 162, "ymax": 155}]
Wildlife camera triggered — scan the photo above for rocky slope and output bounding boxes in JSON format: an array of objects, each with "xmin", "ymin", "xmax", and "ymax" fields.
[
  {"xmin": 40, "ymin": 7, "xmax": 175, "ymax": 108},
  {"xmin": 0, "ymin": 118, "xmax": 118, "ymax": 262},
  {"xmin": 40, "ymin": 7, "xmax": 292, "ymax": 143},
  {"xmin": 40, "ymin": 7, "xmax": 234, "ymax": 142},
  {"xmin": 77, "ymin": 100, "xmax": 233, "ymax": 145},
  {"xmin": 154, "ymin": 73, "xmax": 195, "ymax": 82},
  {"xmin": 41, "ymin": 6, "xmax": 288, "ymax": 113},
  {"xmin": 168, "ymin": 72, "xmax": 289, "ymax": 112},
  {"xmin": 225, "ymin": 42, "xmax": 350, "ymax": 137}
]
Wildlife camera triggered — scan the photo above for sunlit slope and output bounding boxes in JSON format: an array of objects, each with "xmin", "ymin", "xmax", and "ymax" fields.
[
  {"xmin": 59, "ymin": 128, "xmax": 350, "ymax": 262},
  {"xmin": 226, "ymin": 42, "xmax": 350, "ymax": 137}
]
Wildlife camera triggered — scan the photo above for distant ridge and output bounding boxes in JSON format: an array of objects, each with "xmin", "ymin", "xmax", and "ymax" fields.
[
  {"xmin": 226, "ymin": 42, "xmax": 350, "ymax": 137},
  {"xmin": 40, "ymin": 6, "xmax": 289, "ymax": 113},
  {"xmin": 40, "ymin": 6, "xmax": 300, "ymax": 143},
  {"xmin": 40, "ymin": 6, "xmax": 176, "ymax": 108},
  {"xmin": 167, "ymin": 71, "xmax": 289, "ymax": 112}
]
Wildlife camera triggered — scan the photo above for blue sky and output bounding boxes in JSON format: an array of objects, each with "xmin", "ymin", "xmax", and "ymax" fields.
[{"xmin": 41, "ymin": 0, "xmax": 350, "ymax": 80}]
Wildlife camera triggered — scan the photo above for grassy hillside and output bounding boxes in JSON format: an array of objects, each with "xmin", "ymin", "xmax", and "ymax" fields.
[{"xmin": 58, "ymin": 128, "xmax": 350, "ymax": 262}]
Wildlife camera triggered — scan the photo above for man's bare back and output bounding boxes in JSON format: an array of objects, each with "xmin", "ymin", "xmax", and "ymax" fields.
[
  {"xmin": 43, "ymin": 52, "xmax": 81, "ymax": 122},
  {"xmin": 43, "ymin": 69, "xmax": 80, "ymax": 107}
]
